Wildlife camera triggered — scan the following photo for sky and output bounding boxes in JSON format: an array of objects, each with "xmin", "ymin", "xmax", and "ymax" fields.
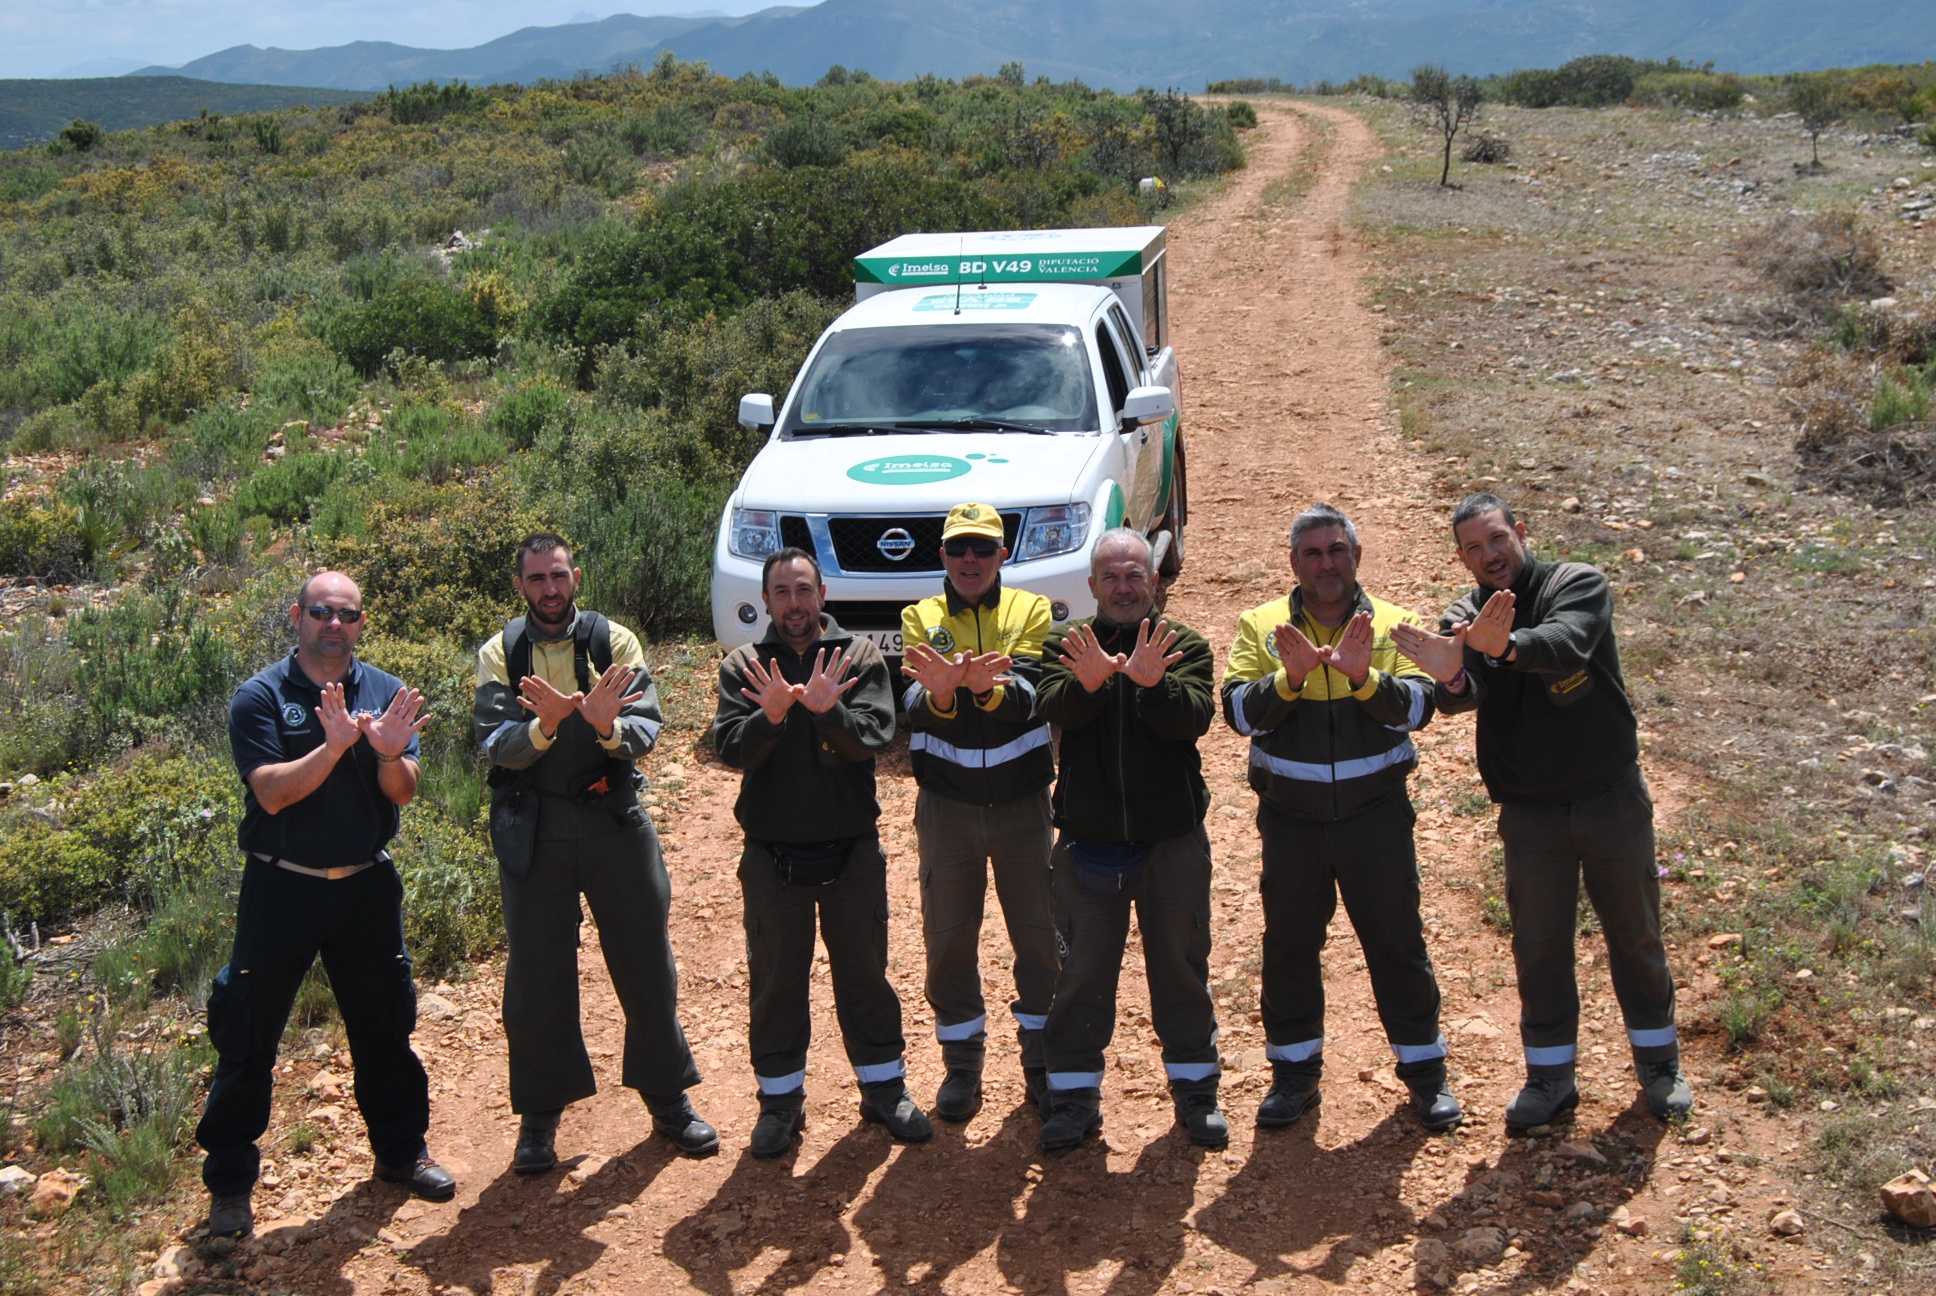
[{"xmin": 0, "ymin": 1, "xmax": 781, "ymax": 80}]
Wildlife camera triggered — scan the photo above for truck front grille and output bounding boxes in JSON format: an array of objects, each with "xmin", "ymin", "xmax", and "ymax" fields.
[
  {"xmin": 823, "ymin": 600, "xmax": 910, "ymax": 630},
  {"xmin": 825, "ymin": 513, "xmax": 1022, "ymax": 573}
]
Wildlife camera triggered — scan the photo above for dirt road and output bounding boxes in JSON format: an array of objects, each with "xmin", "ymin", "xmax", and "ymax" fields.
[{"xmin": 238, "ymin": 104, "xmax": 1824, "ymax": 1296}]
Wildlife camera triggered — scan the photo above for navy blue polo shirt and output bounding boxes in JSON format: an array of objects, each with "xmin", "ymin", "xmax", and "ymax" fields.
[{"xmin": 229, "ymin": 650, "xmax": 419, "ymax": 869}]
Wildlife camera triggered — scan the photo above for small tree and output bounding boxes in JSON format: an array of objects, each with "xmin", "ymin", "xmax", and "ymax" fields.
[
  {"xmin": 1409, "ymin": 64, "xmax": 1482, "ymax": 187},
  {"xmin": 1787, "ymin": 73, "xmax": 1845, "ymax": 168}
]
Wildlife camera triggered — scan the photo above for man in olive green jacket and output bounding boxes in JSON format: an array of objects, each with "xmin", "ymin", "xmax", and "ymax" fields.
[{"xmin": 1034, "ymin": 528, "xmax": 1221, "ymax": 1152}]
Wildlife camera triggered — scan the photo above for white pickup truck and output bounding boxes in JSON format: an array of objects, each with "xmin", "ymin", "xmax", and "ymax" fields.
[{"xmin": 709, "ymin": 226, "xmax": 1186, "ymax": 657}]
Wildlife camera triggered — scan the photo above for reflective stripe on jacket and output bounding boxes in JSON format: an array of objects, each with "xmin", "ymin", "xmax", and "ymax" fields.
[
  {"xmin": 1220, "ymin": 586, "xmax": 1433, "ymax": 822},
  {"xmin": 901, "ymin": 580, "xmax": 1055, "ymax": 806}
]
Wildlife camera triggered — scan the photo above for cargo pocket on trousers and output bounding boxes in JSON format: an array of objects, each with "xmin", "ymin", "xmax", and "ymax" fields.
[{"xmin": 205, "ymin": 965, "xmax": 254, "ymax": 1061}]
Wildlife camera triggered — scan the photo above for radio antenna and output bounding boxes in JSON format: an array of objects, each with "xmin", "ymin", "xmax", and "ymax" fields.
[{"xmin": 954, "ymin": 235, "xmax": 964, "ymax": 316}]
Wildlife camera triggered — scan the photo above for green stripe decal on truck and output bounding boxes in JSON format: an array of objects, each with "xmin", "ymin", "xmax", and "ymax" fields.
[
  {"xmin": 855, "ymin": 251, "xmax": 1145, "ymax": 286},
  {"xmin": 1103, "ymin": 482, "xmax": 1126, "ymax": 528}
]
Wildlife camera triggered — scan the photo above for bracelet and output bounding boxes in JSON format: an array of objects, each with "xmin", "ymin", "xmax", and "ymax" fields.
[
  {"xmin": 1447, "ymin": 668, "xmax": 1467, "ymax": 692},
  {"xmin": 374, "ymin": 751, "xmax": 401, "ymax": 764}
]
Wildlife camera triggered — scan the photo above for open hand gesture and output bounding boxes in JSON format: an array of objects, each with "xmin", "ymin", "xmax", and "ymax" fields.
[
  {"xmin": 1392, "ymin": 620, "xmax": 1469, "ymax": 684},
  {"xmin": 1122, "ymin": 618, "xmax": 1185, "ymax": 688},
  {"xmin": 578, "ymin": 663, "xmax": 646, "ymax": 739},
  {"xmin": 1462, "ymin": 590, "xmax": 1517, "ymax": 659},
  {"xmin": 740, "ymin": 656, "xmax": 804, "ymax": 726},
  {"xmin": 959, "ymin": 651, "xmax": 1013, "ymax": 696},
  {"xmin": 1317, "ymin": 611, "xmax": 1374, "ymax": 687},
  {"xmin": 319, "ymin": 682, "xmax": 362, "ymax": 756},
  {"xmin": 901, "ymin": 642, "xmax": 968, "ymax": 698},
  {"xmin": 518, "ymin": 673, "xmax": 582, "ymax": 739},
  {"xmin": 1271, "ymin": 622, "xmax": 1325, "ymax": 681},
  {"xmin": 800, "ymin": 647, "xmax": 859, "ymax": 714},
  {"xmin": 1058, "ymin": 623, "xmax": 1126, "ymax": 693},
  {"xmin": 360, "ymin": 686, "xmax": 429, "ymax": 758}
]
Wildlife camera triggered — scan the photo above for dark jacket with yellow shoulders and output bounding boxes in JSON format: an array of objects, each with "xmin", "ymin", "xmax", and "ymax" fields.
[{"xmin": 900, "ymin": 577, "xmax": 1054, "ymax": 806}]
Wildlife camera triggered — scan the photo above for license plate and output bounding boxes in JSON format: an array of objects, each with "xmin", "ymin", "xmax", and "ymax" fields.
[{"xmin": 856, "ymin": 630, "xmax": 904, "ymax": 655}]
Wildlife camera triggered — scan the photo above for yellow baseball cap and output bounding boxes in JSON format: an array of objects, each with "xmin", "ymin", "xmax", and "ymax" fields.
[{"xmin": 941, "ymin": 502, "xmax": 1005, "ymax": 541}]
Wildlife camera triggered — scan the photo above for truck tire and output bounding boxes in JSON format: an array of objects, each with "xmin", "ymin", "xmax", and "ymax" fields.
[{"xmin": 1156, "ymin": 441, "xmax": 1187, "ymax": 579}]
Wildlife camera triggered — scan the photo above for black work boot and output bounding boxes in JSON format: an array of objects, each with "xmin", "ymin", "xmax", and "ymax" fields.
[
  {"xmin": 1395, "ymin": 1059, "xmax": 1464, "ymax": 1132},
  {"xmin": 1023, "ymin": 1066, "xmax": 1049, "ymax": 1118},
  {"xmin": 1256, "ymin": 1060, "xmax": 1322, "ymax": 1129},
  {"xmin": 1038, "ymin": 1087, "xmax": 1103, "ymax": 1152},
  {"xmin": 1505, "ymin": 1063, "xmax": 1579, "ymax": 1132},
  {"xmin": 751, "ymin": 1088, "xmax": 806, "ymax": 1160},
  {"xmin": 860, "ymin": 1078, "xmax": 934, "ymax": 1143},
  {"xmin": 206, "ymin": 1191, "xmax": 253, "ymax": 1239},
  {"xmin": 1637, "ymin": 1048, "xmax": 1694, "ymax": 1121},
  {"xmin": 645, "ymin": 1092, "xmax": 720, "ymax": 1157},
  {"xmin": 934, "ymin": 1041, "xmax": 984, "ymax": 1123},
  {"xmin": 1170, "ymin": 1077, "xmax": 1230, "ymax": 1148},
  {"xmin": 512, "ymin": 1109, "xmax": 562, "ymax": 1175}
]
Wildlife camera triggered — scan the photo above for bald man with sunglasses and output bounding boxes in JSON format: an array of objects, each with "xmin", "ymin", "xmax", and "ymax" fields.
[
  {"xmin": 900, "ymin": 502, "xmax": 1059, "ymax": 1122},
  {"xmin": 199, "ymin": 571, "xmax": 452, "ymax": 1240}
]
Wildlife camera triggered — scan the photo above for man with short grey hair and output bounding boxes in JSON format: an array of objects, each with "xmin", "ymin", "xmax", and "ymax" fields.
[
  {"xmin": 1034, "ymin": 529, "xmax": 1222, "ymax": 1151},
  {"xmin": 1221, "ymin": 504, "xmax": 1459, "ymax": 1132}
]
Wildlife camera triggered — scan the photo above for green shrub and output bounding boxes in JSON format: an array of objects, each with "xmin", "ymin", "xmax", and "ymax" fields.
[
  {"xmin": 368, "ymin": 403, "xmax": 506, "ymax": 484},
  {"xmin": 325, "ymin": 477, "xmax": 545, "ymax": 644},
  {"xmin": 0, "ymin": 956, "xmax": 31, "ymax": 1011},
  {"xmin": 622, "ymin": 102, "xmax": 704, "ymax": 156},
  {"xmin": 1631, "ymin": 70, "xmax": 1746, "ymax": 111},
  {"xmin": 324, "ymin": 279, "xmax": 495, "ymax": 377},
  {"xmin": 0, "ymin": 498, "xmax": 93, "ymax": 582},
  {"xmin": 234, "ymin": 451, "xmax": 348, "ymax": 522},
  {"xmin": 392, "ymin": 811, "xmax": 500, "ymax": 976},
  {"xmin": 489, "ymin": 378, "xmax": 572, "ymax": 450},
  {"xmin": 380, "ymin": 80, "xmax": 482, "ymax": 126},
  {"xmin": 57, "ymin": 119, "xmax": 103, "ymax": 154},
  {"xmin": 763, "ymin": 114, "xmax": 847, "ymax": 169},
  {"xmin": 563, "ymin": 136, "xmax": 639, "ymax": 198},
  {"xmin": 0, "ymin": 618, "xmax": 80, "ymax": 776},
  {"xmin": 69, "ymin": 594, "xmax": 240, "ymax": 755},
  {"xmin": 0, "ymin": 824, "xmax": 118, "ymax": 925},
  {"xmin": 168, "ymin": 402, "xmax": 276, "ymax": 480},
  {"xmin": 186, "ymin": 500, "xmax": 244, "ymax": 566},
  {"xmin": 254, "ymin": 349, "xmax": 359, "ymax": 425},
  {"xmin": 1226, "ymin": 101, "xmax": 1259, "ymax": 128},
  {"xmin": 569, "ymin": 476, "xmax": 725, "ymax": 637}
]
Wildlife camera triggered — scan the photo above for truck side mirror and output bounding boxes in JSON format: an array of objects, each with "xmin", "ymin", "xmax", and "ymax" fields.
[
  {"xmin": 1122, "ymin": 385, "xmax": 1174, "ymax": 427},
  {"xmin": 738, "ymin": 393, "xmax": 776, "ymax": 429}
]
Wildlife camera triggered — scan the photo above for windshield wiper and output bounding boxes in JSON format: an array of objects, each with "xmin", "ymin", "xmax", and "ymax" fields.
[
  {"xmin": 788, "ymin": 423, "xmax": 936, "ymax": 437},
  {"xmin": 890, "ymin": 418, "xmax": 1054, "ymax": 434}
]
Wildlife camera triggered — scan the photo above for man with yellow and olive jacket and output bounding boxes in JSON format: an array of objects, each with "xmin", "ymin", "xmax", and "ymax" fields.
[
  {"xmin": 1220, "ymin": 503, "xmax": 1461, "ymax": 1134},
  {"xmin": 900, "ymin": 502, "xmax": 1059, "ymax": 1122}
]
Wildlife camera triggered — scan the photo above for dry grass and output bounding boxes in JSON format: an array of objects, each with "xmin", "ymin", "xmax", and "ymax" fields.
[{"xmin": 1737, "ymin": 208, "xmax": 1893, "ymax": 303}]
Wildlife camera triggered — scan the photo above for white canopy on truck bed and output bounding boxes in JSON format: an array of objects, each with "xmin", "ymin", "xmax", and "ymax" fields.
[{"xmin": 853, "ymin": 226, "xmax": 1169, "ymax": 351}]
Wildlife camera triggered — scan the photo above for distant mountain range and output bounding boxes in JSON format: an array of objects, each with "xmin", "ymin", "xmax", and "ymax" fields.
[{"xmin": 117, "ymin": 0, "xmax": 1936, "ymax": 94}]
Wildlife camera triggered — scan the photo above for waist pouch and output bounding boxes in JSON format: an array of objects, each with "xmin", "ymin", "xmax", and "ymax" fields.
[
  {"xmin": 1066, "ymin": 839, "xmax": 1153, "ymax": 896},
  {"xmin": 569, "ymin": 757, "xmax": 637, "ymax": 805},
  {"xmin": 768, "ymin": 838, "xmax": 857, "ymax": 888}
]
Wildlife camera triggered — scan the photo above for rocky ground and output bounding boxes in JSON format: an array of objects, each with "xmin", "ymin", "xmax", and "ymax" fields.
[{"xmin": 12, "ymin": 99, "xmax": 1936, "ymax": 1296}]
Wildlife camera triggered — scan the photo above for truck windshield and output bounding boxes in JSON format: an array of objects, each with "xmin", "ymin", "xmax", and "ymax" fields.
[{"xmin": 783, "ymin": 324, "xmax": 1098, "ymax": 436}]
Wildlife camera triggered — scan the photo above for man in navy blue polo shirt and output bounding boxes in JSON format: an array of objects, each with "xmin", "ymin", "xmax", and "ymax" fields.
[{"xmin": 195, "ymin": 570, "xmax": 454, "ymax": 1239}]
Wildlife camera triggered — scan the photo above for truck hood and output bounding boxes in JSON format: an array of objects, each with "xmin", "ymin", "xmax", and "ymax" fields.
[{"xmin": 735, "ymin": 432, "xmax": 1106, "ymax": 512}]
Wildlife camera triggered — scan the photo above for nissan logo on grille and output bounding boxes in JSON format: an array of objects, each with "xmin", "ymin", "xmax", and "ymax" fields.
[{"xmin": 876, "ymin": 527, "xmax": 916, "ymax": 561}]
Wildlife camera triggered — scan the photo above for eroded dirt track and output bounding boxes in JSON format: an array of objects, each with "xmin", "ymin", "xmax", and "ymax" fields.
[{"xmin": 248, "ymin": 104, "xmax": 1828, "ymax": 1296}]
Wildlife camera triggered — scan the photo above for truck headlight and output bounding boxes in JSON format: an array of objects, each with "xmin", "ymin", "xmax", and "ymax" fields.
[
  {"xmin": 1014, "ymin": 503, "xmax": 1091, "ymax": 562},
  {"xmin": 727, "ymin": 508, "xmax": 781, "ymax": 560}
]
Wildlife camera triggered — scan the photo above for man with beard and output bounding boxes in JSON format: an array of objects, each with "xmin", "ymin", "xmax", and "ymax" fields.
[
  {"xmin": 474, "ymin": 533, "xmax": 714, "ymax": 1173},
  {"xmin": 1219, "ymin": 504, "xmax": 1459, "ymax": 1133},
  {"xmin": 1392, "ymin": 493, "xmax": 1691, "ymax": 1129},
  {"xmin": 715, "ymin": 547, "xmax": 928, "ymax": 1158},
  {"xmin": 200, "ymin": 571, "xmax": 451, "ymax": 1239},
  {"xmin": 1035, "ymin": 529, "xmax": 1221, "ymax": 1151},
  {"xmin": 899, "ymin": 502, "xmax": 1059, "ymax": 1122}
]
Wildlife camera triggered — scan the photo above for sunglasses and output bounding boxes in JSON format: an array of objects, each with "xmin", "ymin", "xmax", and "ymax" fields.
[
  {"xmin": 943, "ymin": 538, "xmax": 1000, "ymax": 558},
  {"xmin": 304, "ymin": 605, "xmax": 365, "ymax": 623}
]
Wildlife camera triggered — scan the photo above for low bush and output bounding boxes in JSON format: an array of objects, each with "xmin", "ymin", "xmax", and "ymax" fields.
[
  {"xmin": 568, "ymin": 476, "xmax": 725, "ymax": 638},
  {"xmin": 489, "ymin": 377, "xmax": 573, "ymax": 450},
  {"xmin": 368, "ymin": 403, "xmax": 507, "ymax": 484},
  {"xmin": 1739, "ymin": 209, "xmax": 1892, "ymax": 303},
  {"xmin": 253, "ymin": 349, "xmax": 360, "ymax": 425},
  {"xmin": 392, "ymin": 811, "xmax": 500, "ymax": 977},
  {"xmin": 1631, "ymin": 70, "xmax": 1747, "ymax": 112},
  {"xmin": 233, "ymin": 451, "xmax": 349, "ymax": 523},
  {"xmin": 0, "ymin": 498, "xmax": 94, "ymax": 581},
  {"xmin": 0, "ymin": 823, "xmax": 118, "ymax": 927},
  {"xmin": 1225, "ymin": 101, "xmax": 1259, "ymax": 129},
  {"xmin": 324, "ymin": 280, "xmax": 496, "ymax": 377},
  {"xmin": 763, "ymin": 114, "xmax": 847, "ymax": 169}
]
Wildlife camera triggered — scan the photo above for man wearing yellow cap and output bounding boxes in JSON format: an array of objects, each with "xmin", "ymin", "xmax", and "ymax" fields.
[{"xmin": 900, "ymin": 502, "xmax": 1060, "ymax": 1122}]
